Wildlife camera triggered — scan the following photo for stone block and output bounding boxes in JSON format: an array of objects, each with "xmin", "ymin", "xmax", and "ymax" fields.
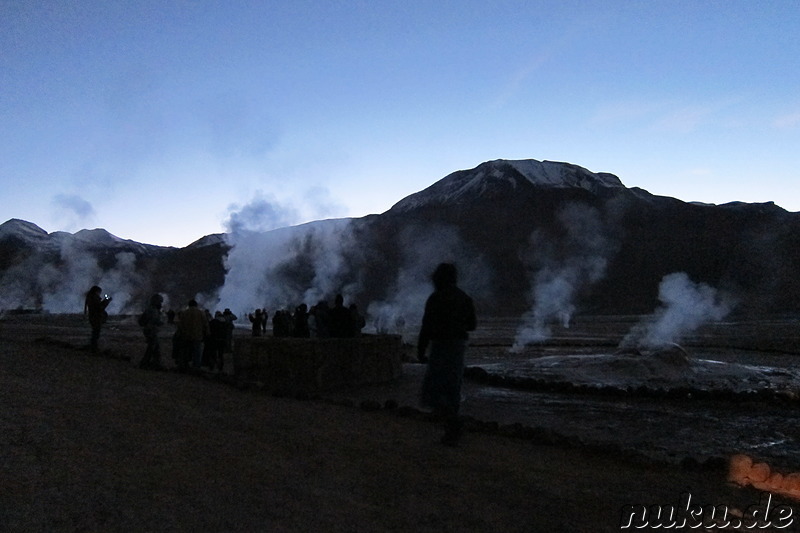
[{"xmin": 233, "ymin": 334, "xmax": 403, "ymax": 392}]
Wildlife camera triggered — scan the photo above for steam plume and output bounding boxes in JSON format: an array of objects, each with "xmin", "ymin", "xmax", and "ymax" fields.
[
  {"xmin": 0, "ymin": 238, "xmax": 142, "ymax": 314},
  {"xmin": 620, "ymin": 272, "xmax": 734, "ymax": 349},
  {"xmin": 51, "ymin": 193, "xmax": 96, "ymax": 229},
  {"xmin": 366, "ymin": 223, "xmax": 492, "ymax": 341},
  {"xmin": 512, "ymin": 203, "xmax": 614, "ymax": 351},
  {"xmin": 214, "ymin": 218, "xmax": 360, "ymax": 316},
  {"xmin": 223, "ymin": 192, "xmax": 299, "ymax": 234}
]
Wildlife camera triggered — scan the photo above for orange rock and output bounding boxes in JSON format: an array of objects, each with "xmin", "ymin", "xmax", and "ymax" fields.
[
  {"xmin": 749, "ymin": 462, "xmax": 771, "ymax": 483},
  {"xmin": 728, "ymin": 454, "xmax": 753, "ymax": 483},
  {"xmin": 782, "ymin": 472, "xmax": 800, "ymax": 492},
  {"xmin": 768, "ymin": 472, "xmax": 784, "ymax": 489}
]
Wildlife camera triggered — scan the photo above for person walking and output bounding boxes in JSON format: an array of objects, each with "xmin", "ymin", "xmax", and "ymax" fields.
[{"xmin": 418, "ymin": 263, "xmax": 477, "ymax": 446}]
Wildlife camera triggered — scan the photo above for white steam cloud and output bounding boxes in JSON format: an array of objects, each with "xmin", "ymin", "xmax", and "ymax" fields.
[
  {"xmin": 215, "ymin": 192, "xmax": 361, "ymax": 317},
  {"xmin": 216, "ymin": 217, "xmax": 492, "ymax": 340},
  {"xmin": 213, "ymin": 218, "xmax": 360, "ymax": 316},
  {"xmin": 0, "ymin": 238, "xmax": 142, "ymax": 314},
  {"xmin": 366, "ymin": 223, "xmax": 492, "ymax": 341},
  {"xmin": 620, "ymin": 272, "xmax": 734, "ymax": 349},
  {"xmin": 223, "ymin": 188, "xmax": 346, "ymax": 236},
  {"xmin": 512, "ymin": 203, "xmax": 614, "ymax": 351},
  {"xmin": 39, "ymin": 244, "xmax": 142, "ymax": 314},
  {"xmin": 214, "ymin": 191, "xmax": 359, "ymax": 316},
  {"xmin": 224, "ymin": 192, "xmax": 300, "ymax": 234},
  {"xmin": 51, "ymin": 193, "xmax": 96, "ymax": 230}
]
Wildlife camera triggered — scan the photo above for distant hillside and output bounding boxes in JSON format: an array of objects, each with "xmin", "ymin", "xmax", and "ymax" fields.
[{"xmin": 2, "ymin": 159, "xmax": 799, "ymax": 326}]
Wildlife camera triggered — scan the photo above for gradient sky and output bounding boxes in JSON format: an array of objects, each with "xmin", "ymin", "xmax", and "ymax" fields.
[{"xmin": 2, "ymin": 0, "xmax": 799, "ymax": 247}]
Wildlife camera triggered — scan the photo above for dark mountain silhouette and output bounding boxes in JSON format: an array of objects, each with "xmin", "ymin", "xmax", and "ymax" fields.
[{"xmin": 1, "ymin": 159, "xmax": 799, "ymax": 317}]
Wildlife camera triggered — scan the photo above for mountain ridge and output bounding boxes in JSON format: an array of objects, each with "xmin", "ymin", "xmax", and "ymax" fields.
[
  {"xmin": 2, "ymin": 158, "xmax": 799, "ymax": 319},
  {"xmin": 390, "ymin": 159, "xmax": 626, "ymax": 213},
  {"xmin": 0, "ymin": 159, "xmax": 789, "ymax": 249}
]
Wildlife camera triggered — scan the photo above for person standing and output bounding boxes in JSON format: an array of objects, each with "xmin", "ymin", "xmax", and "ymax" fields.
[
  {"xmin": 208, "ymin": 311, "xmax": 228, "ymax": 372},
  {"xmin": 349, "ymin": 304, "xmax": 366, "ymax": 337},
  {"xmin": 84, "ymin": 285, "xmax": 112, "ymax": 353},
  {"xmin": 222, "ymin": 308, "xmax": 237, "ymax": 354},
  {"xmin": 292, "ymin": 303, "xmax": 310, "ymax": 338},
  {"xmin": 329, "ymin": 294, "xmax": 354, "ymax": 338},
  {"xmin": 139, "ymin": 293, "xmax": 164, "ymax": 370},
  {"xmin": 248, "ymin": 309, "xmax": 264, "ymax": 337},
  {"xmin": 418, "ymin": 263, "xmax": 477, "ymax": 446},
  {"xmin": 176, "ymin": 299, "xmax": 210, "ymax": 370},
  {"xmin": 314, "ymin": 301, "xmax": 330, "ymax": 338}
]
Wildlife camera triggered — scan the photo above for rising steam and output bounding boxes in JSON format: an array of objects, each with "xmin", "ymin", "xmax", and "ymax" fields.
[
  {"xmin": 620, "ymin": 272, "xmax": 734, "ymax": 349},
  {"xmin": 223, "ymin": 192, "xmax": 300, "ymax": 234},
  {"xmin": 512, "ymin": 203, "xmax": 615, "ymax": 351},
  {"xmin": 0, "ymin": 238, "xmax": 142, "ymax": 314},
  {"xmin": 213, "ymin": 218, "xmax": 360, "ymax": 317},
  {"xmin": 366, "ymin": 223, "xmax": 492, "ymax": 341},
  {"xmin": 217, "ymin": 220, "xmax": 491, "ymax": 339}
]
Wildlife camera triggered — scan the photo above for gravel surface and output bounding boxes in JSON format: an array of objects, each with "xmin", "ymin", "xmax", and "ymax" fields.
[{"xmin": 2, "ymin": 314, "xmax": 800, "ymax": 531}]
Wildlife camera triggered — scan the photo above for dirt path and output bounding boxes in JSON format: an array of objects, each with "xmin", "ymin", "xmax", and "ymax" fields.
[{"xmin": 6, "ymin": 332, "xmax": 791, "ymax": 532}]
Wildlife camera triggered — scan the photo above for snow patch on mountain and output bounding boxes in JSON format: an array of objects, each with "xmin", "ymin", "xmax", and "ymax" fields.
[
  {"xmin": 73, "ymin": 228, "xmax": 126, "ymax": 246},
  {"xmin": 186, "ymin": 233, "xmax": 228, "ymax": 249},
  {"xmin": 390, "ymin": 159, "xmax": 624, "ymax": 212},
  {"xmin": 0, "ymin": 219, "xmax": 50, "ymax": 241},
  {"xmin": 0, "ymin": 219, "xmax": 168, "ymax": 257},
  {"xmin": 507, "ymin": 159, "xmax": 623, "ymax": 189}
]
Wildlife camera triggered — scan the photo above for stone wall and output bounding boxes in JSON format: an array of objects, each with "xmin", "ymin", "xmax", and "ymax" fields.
[{"xmin": 233, "ymin": 334, "xmax": 404, "ymax": 393}]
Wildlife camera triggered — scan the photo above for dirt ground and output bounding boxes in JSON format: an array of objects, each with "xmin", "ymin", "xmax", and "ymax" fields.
[{"xmin": 2, "ymin": 314, "xmax": 798, "ymax": 532}]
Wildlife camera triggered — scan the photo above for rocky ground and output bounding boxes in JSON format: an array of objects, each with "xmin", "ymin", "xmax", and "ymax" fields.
[{"xmin": 2, "ymin": 314, "xmax": 800, "ymax": 531}]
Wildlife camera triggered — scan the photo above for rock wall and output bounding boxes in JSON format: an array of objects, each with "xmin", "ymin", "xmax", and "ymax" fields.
[{"xmin": 233, "ymin": 334, "xmax": 404, "ymax": 392}]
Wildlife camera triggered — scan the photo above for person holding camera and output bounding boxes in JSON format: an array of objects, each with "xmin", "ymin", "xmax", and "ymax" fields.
[{"xmin": 84, "ymin": 285, "xmax": 112, "ymax": 354}]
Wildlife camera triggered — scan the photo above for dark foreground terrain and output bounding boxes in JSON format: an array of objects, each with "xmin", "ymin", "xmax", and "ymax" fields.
[{"xmin": 2, "ymin": 314, "xmax": 800, "ymax": 531}]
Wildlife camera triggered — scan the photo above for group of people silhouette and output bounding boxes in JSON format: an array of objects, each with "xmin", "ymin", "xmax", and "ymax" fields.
[
  {"xmin": 85, "ymin": 287, "xmax": 367, "ymax": 374},
  {"xmin": 86, "ymin": 262, "xmax": 476, "ymax": 447},
  {"xmin": 250, "ymin": 295, "xmax": 366, "ymax": 340}
]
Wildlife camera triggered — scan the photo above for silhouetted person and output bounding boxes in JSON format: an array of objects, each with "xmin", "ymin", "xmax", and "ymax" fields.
[
  {"xmin": 139, "ymin": 293, "xmax": 164, "ymax": 370},
  {"xmin": 308, "ymin": 305, "xmax": 318, "ymax": 337},
  {"xmin": 349, "ymin": 304, "xmax": 366, "ymax": 337},
  {"xmin": 222, "ymin": 308, "xmax": 237, "ymax": 353},
  {"xmin": 279, "ymin": 309, "xmax": 294, "ymax": 336},
  {"xmin": 282, "ymin": 309, "xmax": 293, "ymax": 336},
  {"xmin": 84, "ymin": 285, "xmax": 111, "ymax": 353},
  {"xmin": 261, "ymin": 308, "xmax": 268, "ymax": 334},
  {"xmin": 315, "ymin": 301, "xmax": 330, "ymax": 338},
  {"xmin": 176, "ymin": 299, "xmax": 209, "ymax": 370},
  {"xmin": 272, "ymin": 310, "xmax": 288, "ymax": 337},
  {"xmin": 202, "ymin": 309, "xmax": 215, "ymax": 367},
  {"xmin": 171, "ymin": 315, "xmax": 186, "ymax": 372},
  {"xmin": 249, "ymin": 309, "xmax": 264, "ymax": 337},
  {"xmin": 208, "ymin": 311, "xmax": 228, "ymax": 372},
  {"xmin": 293, "ymin": 303, "xmax": 310, "ymax": 338},
  {"xmin": 418, "ymin": 263, "xmax": 476, "ymax": 446},
  {"xmin": 329, "ymin": 294, "xmax": 354, "ymax": 337}
]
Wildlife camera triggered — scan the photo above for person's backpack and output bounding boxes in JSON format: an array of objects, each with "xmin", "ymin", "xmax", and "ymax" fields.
[{"xmin": 138, "ymin": 310, "xmax": 148, "ymax": 327}]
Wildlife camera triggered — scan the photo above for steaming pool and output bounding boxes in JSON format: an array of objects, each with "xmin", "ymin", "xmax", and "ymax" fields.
[
  {"xmin": 471, "ymin": 347, "xmax": 800, "ymax": 395},
  {"xmin": 448, "ymin": 343, "xmax": 800, "ymax": 469}
]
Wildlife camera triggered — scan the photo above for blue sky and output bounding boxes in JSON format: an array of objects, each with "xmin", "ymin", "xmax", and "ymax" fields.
[{"xmin": 2, "ymin": 0, "xmax": 799, "ymax": 247}]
